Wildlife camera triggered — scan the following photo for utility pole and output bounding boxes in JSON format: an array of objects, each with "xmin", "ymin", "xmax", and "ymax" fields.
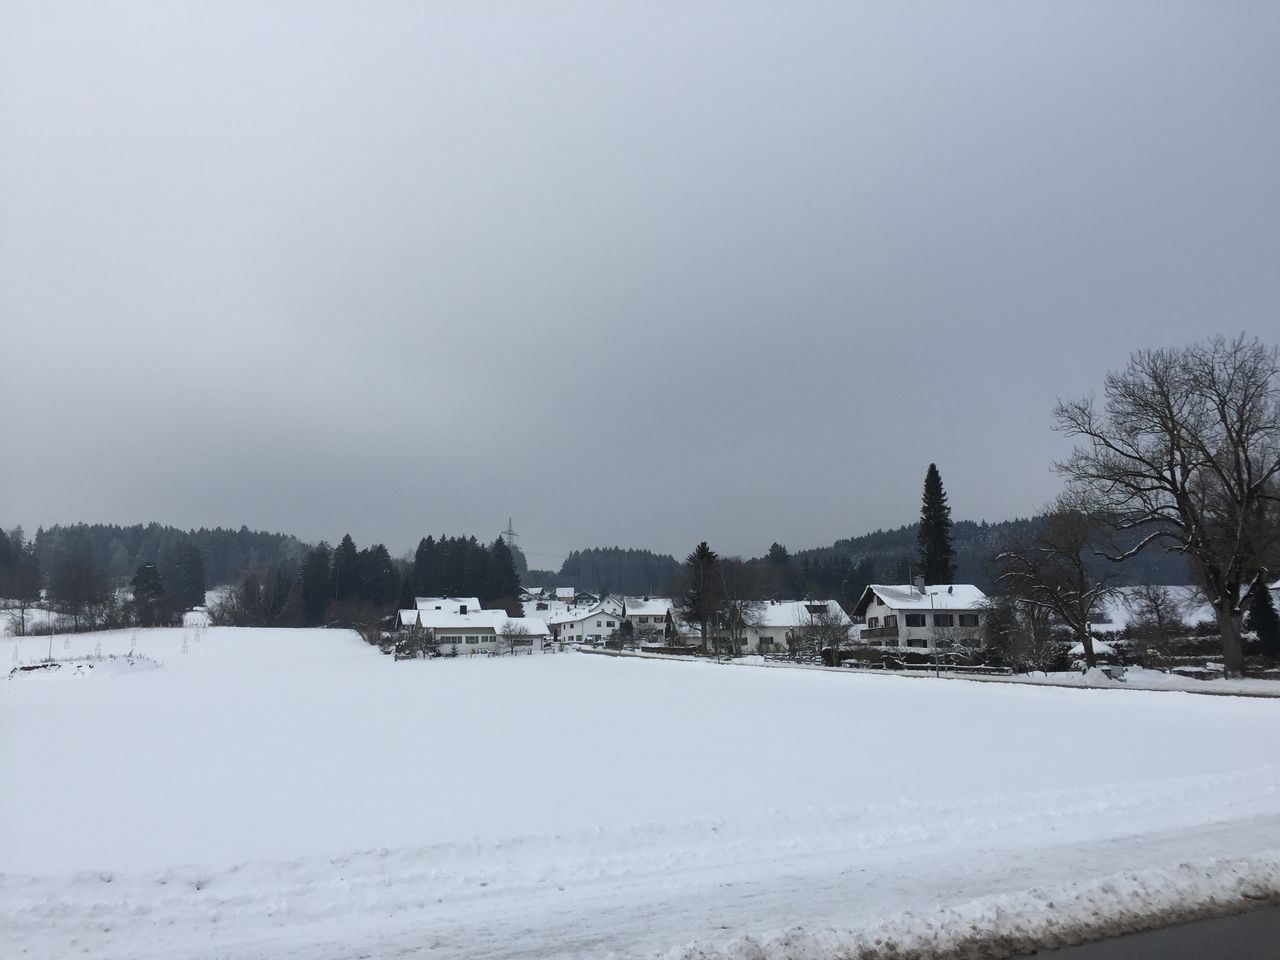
[
  {"xmin": 503, "ymin": 518, "xmax": 519, "ymax": 551},
  {"xmin": 931, "ymin": 590, "xmax": 940, "ymax": 678}
]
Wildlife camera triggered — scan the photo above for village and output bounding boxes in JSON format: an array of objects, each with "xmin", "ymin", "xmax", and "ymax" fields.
[{"xmin": 387, "ymin": 578, "xmax": 1280, "ymax": 685}]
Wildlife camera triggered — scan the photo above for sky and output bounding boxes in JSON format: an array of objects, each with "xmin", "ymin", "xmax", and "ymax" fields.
[{"xmin": 2, "ymin": 2, "xmax": 1278, "ymax": 571}]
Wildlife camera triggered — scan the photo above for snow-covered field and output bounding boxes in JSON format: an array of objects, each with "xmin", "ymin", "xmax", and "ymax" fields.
[{"xmin": 4, "ymin": 627, "xmax": 1280, "ymax": 959}]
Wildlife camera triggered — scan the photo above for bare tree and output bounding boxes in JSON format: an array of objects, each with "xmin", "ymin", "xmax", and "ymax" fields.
[
  {"xmin": 997, "ymin": 493, "xmax": 1119, "ymax": 669},
  {"xmin": 1124, "ymin": 584, "xmax": 1189, "ymax": 641},
  {"xmin": 980, "ymin": 594, "xmax": 1063, "ymax": 672},
  {"xmin": 795, "ymin": 602, "xmax": 850, "ymax": 663},
  {"xmin": 499, "ymin": 620, "xmax": 532, "ymax": 656},
  {"xmin": 719, "ymin": 558, "xmax": 764, "ymax": 656},
  {"xmin": 1054, "ymin": 335, "xmax": 1280, "ymax": 676}
]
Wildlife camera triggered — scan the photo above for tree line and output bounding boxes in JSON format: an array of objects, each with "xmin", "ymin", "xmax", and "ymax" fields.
[
  {"xmin": 211, "ymin": 533, "xmax": 521, "ymax": 632},
  {"xmin": 28, "ymin": 522, "xmax": 308, "ymax": 589},
  {"xmin": 1, "ymin": 525, "xmax": 206, "ymax": 634}
]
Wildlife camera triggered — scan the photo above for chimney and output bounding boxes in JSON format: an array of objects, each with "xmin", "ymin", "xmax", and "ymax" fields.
[{"xmin": 913, "ymin": 576, "xmax": 925, "ymax": 595}]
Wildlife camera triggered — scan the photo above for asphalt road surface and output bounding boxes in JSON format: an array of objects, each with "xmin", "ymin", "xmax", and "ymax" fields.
[{"xmin": 1029, "ymin": 907, "xmax": 1280, "ymax": 959}]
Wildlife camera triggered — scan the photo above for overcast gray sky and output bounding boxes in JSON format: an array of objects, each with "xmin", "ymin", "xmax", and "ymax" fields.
[{"xmin": 2, "ymin": 2, "xmax": 1277, "ymax": 569}]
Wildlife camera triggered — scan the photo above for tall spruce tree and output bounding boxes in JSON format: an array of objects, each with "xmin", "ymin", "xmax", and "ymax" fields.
[
  {"xmin": 412, "ymin": 536, "xmax": 437, "ymax": 596},
  {"xmin": 298, "ymin": 542, "xmax": 333, "ymax": 626},
  {"xmin": 485, "ymin": 538, "xmax": 521, "ymax": 608},
  {"xmin": 681, "ymin": 541, "xmax": 721, "ymax": 652},
  {"xmin": 168, "ymin": 541, "xmax": 206, "ymax": 608},
  {"xmin": 130, "ymin": 562, "xmax": 167, "ymax": 627},
  {"xmin": 331, "ymin": 534, "xmax": 359, "ymax": 601},
  {"xmin": 917, "ymin": 463, "xmax": 956, "ymax": 584}
]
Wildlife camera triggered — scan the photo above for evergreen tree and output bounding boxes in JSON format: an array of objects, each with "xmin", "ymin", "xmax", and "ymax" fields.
[
  {"xmin": 298, "ymin": 542, "xmax": 333, "ymax": 626},
  {"xmin": 395, "ymin": 567, "xmax": 415, "ymax": 612},
  {"xmin": 412, "ymin": 536, "xmax": 437, "ymax": 596},
  {"xmin": 917, "ymin": 463, "xmax": 956, "ymax": 584},
  {"xmin": 357, "ymin": 544, "xmax": 400, "ymax": 607},
  {"xmin": 168, "ymin": 541, "xmax": 206, "ymax": 608},
  {"xmin": 47, "ymin": 531, "xmax": 109, "ymax": 630},
  {"xmin": 0, "ymin": 529, "xmax": 13, "ymax": 592},
  {"xmin": 681, "ymin": 541, "xmax": 721, "ymax": 652},
  {"xmin": 1, "ymin": 536, "xmax": 42, "ymax": 635},
  {"xmin": 485, "ymin": 538, "xmax": 521, "ymax": 607},
  {"xmin": 130, "ymin": 562, "xmax": 167, "ymax": 627},
  {"xmin": 332, "ymin": 534, "xmax": 359, "ymax": 601},
  {"xmin": 1245, "ymin": 585, "xmax": 1280, "ymax": 659}
]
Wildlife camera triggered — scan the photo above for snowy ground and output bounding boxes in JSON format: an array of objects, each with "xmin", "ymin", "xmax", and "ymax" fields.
[{"xmin": 4, "ymin": 627, "xmax": 1280, "ymax": 959}]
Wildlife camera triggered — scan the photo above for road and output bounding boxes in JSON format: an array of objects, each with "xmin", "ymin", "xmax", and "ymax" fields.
[{"xmin": 1031, "ymin": 906, "xmax": 1280, "ymax": 958}]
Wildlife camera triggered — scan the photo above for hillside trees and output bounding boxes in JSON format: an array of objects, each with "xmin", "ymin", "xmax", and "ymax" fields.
[
  {"xmin": 47, "ymin": 530, "xmax": 109, "ymax": 631},
  {"xmin": 557, "ymin": 547, "xmax": 680, "ymax": 596},
  {"xmin": 0, "ymin": 530, "xmax": 42, "ymax": 636},
  {"xmin": 1055, "ymin": 335, "xmax": 1280, "ymax": 676}
]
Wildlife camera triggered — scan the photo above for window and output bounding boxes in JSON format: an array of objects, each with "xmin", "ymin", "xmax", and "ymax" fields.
[
  {"xmin": 606, "ymin": 621, "xmax": 615, "ymax": 628},
  {"xmin": 905, "ymin": 614, "xmax": 926, "ymax": 627},
  {"xmin": 908, "ymin": 637, "xmax": 928, "ymax": 648},
  {"xmin": 596, "ymin": 621, "xmax": 602, "ymax": 627},
  {"xmin": 639, "ymin": 617, "xmax": 648, "ymax": 624},
  {"xmin": 884, "ymin": 615, "xmax": 898, "ymax": 628},
  {"xmin": 959, "ymin": 614, "xmax": 980, "ymax": 627},
  {"xmin": 867, "ymin": 617, "xmax": 879, "ymax": 628},
  {"xmin": 934, "ymin": 614, "xmax": 955, "ymax": 627}
]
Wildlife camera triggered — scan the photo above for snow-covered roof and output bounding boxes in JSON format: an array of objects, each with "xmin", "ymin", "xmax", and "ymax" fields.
[
  {"xmin": 507, "ymin": 617, "xmax": 550, "ymax": 637},
  {"xmin": 555, "ymin": 587, "xmax": 575, "ymax": 600},
  {"xmin": 415, "ymin": 597, "xmax": 481, "ymax": 613},
  {"xmin": 397, "ymin": 609, "xmax": 420, "ymax": 628},
  {"xmin": 623, "ymin": 597, "xmax": 672, "ymax": 617},
  {"xmin": 755, "ymin": 599, "xmax": 851, "ymax": 628},
  {"xmin": 544, "ymin": 598, "xmax": 623, "ymax": 625},
  {"xmin": 414, "ymin": 608, "xmax": 549, "ymax": 636},
  {"xmin": 854, "ymin": 584, "xmax": 987, "ymax": 615}
]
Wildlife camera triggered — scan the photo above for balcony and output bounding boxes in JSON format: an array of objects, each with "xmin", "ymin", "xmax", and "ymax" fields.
[{"xmin": 859, "ymin": 626, "xmax": 900, "ymax": 641}]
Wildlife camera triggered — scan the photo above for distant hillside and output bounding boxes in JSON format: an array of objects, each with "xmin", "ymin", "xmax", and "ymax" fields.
[
  {"xmin": 792, "ymin": 517, "xmax": 1194, "ymax": 590},
  {"xmin": 31, "ymin": 522, "xmax": 310, "ymax": 588},
  {"xmin": 547, "ymin": 547, "xmax": 681, "ymax": 596}
]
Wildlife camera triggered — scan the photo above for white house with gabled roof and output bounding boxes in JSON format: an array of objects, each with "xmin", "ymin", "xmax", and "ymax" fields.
[
  {"xmin": 852, "ymin": 583, "xmax": 986, "ymax": 650},
  {"xmin": 546, "ymin": 596, "xmax": 625, "ymax": 644},
  {"xmin": 403, "ymin": 605, "xmax": 549, "ymax": 654},
  {"xmin": 622, "ymin": 597, "xmax": 673, "ymax": 640},
  {"xmin": 743, "ymin": 599, "xmax": 852, "ymax": 652}
]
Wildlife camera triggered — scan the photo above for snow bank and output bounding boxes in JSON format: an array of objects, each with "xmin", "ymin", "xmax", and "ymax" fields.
[{"xmin": 664, "ymin": 853, "xmax": 1280, "ymax": 960}]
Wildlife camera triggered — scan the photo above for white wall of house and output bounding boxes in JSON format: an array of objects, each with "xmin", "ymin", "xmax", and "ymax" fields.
[{"xmin": 860, "ymin": 592, "xmax": 983, "ymax": 649}]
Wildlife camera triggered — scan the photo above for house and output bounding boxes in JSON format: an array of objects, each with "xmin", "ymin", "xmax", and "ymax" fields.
[
  {"xmin": 547, "ymin": 596, "xmax": 625, "ymax": 645},
  {"xmin": 852, "ymin": 583, "xmax": 987, "ymax": 650},
  {"xmin": 621, "ymin": 597, "xmax": 673, "ymax": 641},
  {"xmin": 743, "ymin": 599, "xmax": 852, "ymax": 653},
  {"xmin": 408, "ymin": 606, "xmax": 550, "ymax": 655}
]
